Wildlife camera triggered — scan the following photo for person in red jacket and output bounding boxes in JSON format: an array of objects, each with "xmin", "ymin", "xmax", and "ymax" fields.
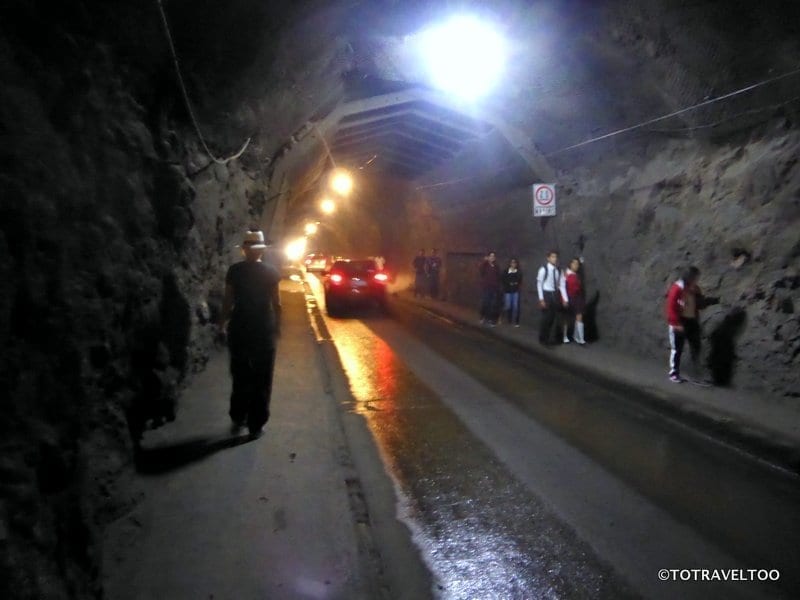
[
  {"xmin": 564, "ymin": 257, "xmax": 586, "ymax": 344},
  {"xmin": 665, "ymin": 267, "xmax": 700, "ymax": 383}
]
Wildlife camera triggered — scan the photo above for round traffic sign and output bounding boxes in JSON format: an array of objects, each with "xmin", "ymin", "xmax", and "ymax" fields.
[{"xmin": 535, "ymin": 185, "xmax": 554, "ymax": 205}]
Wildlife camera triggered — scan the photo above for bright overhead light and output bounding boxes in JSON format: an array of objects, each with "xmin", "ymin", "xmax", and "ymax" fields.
[
  {"xmin": 304, "ymin": 222, "xmax": 318, "ymax": 235},
  {"xmin": 330, "ymin": 170, "xmax": 353, "ymax": 196},
  {"xmin": 285, "ymin": 237, "xmax": 307, "ymax": 262},
  {"xmin": 320, "ymin": 198, "xmax": 336, "ymax": 214},
  {"xmin": 416, "ymin": 15, "xmax": 507, "ymax": 100}
]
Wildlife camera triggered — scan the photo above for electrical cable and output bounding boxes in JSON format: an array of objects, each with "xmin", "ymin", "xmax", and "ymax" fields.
[
  {"xmin": 545, "ymin": 65, "xmax": 800, "ymax": 157},
  {"xmin": 414, "ymin": 65, "xmax": 800, "ymax": 191},
  {"xmin": 155, "ymin": 0, "xmax": 250, "ymax": 165},
  {"xmin": 644, "ymin": 94, "xmax": 800, "ymax": 133}
]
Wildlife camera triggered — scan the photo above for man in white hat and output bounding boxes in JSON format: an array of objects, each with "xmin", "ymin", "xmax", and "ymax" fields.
[{"xmin": 219, "ymin": 229, "xmax": 282, "ymax": 438}]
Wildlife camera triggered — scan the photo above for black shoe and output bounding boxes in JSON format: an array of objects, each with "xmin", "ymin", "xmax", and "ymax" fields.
[{"xmin": 248, "ymin": 426, "xmax": 264, "ymax": 440}]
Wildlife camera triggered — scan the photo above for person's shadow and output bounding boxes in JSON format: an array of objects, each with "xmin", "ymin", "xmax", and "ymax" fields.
[
  {"xmin": 707, "ymin": 307, "xmax": 747, "ymax": 386},
  {"xmin": 134, "ymin": 434, "xmax": 254, "ymax": 475},
  {"xmin": 583, "ymin": 291, "xmax": 601, "ymax": 342}
]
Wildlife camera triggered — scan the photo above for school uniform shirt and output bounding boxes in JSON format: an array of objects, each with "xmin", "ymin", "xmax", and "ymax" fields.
[
  {"xmin": 537, "ymin": 263, "xmax": 568, "ymax": 303},
  {"xmin": 565, "ymin": 269, "xmax": 582, "ymax": 301}
]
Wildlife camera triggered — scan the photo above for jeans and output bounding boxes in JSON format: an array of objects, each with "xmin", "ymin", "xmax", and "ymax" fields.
[{"xmin": 504, "ymin": 292, "xmax": 520, "ymax": 324}]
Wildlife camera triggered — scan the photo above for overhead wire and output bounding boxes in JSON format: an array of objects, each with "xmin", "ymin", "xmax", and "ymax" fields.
[
  {"xmin": 155, "ymin": 0, "xmax": 250, "ymax": 165},
  {"xmin": 414, "ymin": 64, "xmax": 800, "ymax": 191},
  {"xmin": 545, "ymin": 65, "xmax": 800, "ymax": 157},
  {"xmin": 644, "ymin": 94, "xmax": 800, "ymax": 133}
]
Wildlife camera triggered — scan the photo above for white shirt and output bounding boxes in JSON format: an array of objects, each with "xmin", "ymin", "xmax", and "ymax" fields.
[{"xmin": 537, "ymin": 263, "xmax": 568, "ymax": 303}]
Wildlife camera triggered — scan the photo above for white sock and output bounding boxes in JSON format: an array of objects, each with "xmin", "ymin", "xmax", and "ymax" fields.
[{"xmin": 576, "ymin": 321, "xmax": 585, "ymax": 343}]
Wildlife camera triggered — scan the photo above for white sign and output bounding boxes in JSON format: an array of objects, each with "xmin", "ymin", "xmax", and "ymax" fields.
[{"xmin": 532, "ymin": 184, "xmax": 556, "ymax": 217}]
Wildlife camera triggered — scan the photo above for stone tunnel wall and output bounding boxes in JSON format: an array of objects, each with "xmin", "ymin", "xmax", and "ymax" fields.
[
  {"xmin": 0, "ymin": 0, "xmax": 346, "ymax": 597},
  {"xmin": 0, "ymin": 39, "xmax": 260, "ymax": 600},
  {"xmin": 409, "ymin": 124, "xmax": 800, "ymax": 397}
]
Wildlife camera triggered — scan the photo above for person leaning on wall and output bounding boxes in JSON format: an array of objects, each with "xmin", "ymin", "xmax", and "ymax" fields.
[
  {"xmin": 219, "ymin": 229, "xmax": 282, "ymax": 439},
  {"xmin": 675, "ymin": 266, "xmax": 719, "ymax": 384}
]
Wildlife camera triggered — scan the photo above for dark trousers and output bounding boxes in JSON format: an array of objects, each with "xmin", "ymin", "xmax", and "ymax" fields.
[
  {"xmin": 480, "ymin": 288, "xmax": 501, "ymax": 322},
  {"xmin": 682, "ymin": 318, "xmax": 701, "ymax": 364},
  {"xmin": 669, "ymin": 325, "xmax": 686, "ymax": 376},
  {"xmin": 429, "ymin": 272, "xmax": 440, "ymax": 299},
  {"xmin": 228, "ymin": 329, "xmax": 277, "ymax": 430},
  {"xmin": 539, "ymin": 291, "xmax": 560, "ymax": 343},
  {"xmin": 414, "ymin": 273, "xmax": 428, "ymax": 297}
]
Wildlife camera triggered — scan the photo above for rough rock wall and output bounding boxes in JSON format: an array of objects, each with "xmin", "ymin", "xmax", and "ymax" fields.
[
  {"xmin": 429, "ymin": 125, "xmax": 799, "ymax": 396},
  {"xmin": 563, "ymin": 130, "xmax": 800, "ymax": 394},
  {"xmin": 0, "ymin": 0, "xmax": 338, "ymax": 596}
]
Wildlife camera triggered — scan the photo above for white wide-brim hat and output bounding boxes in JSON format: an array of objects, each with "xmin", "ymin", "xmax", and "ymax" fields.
[{"xmin": 241, "ymin": 230, "xmax": 267, "ymax": 249}]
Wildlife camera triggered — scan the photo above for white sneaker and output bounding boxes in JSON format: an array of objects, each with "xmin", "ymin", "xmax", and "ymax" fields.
[{"xmin": 563, "ymin": 337, "xmax": 570, "ymax": 343}]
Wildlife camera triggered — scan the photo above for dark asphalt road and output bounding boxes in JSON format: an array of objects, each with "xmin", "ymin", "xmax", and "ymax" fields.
[{"xmin": 309, "ymin": 277, "xmax": 800, "ymax": 600}]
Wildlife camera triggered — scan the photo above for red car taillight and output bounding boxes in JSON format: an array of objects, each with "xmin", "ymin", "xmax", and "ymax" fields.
[
  {"xmin": 374, "ymin": 272, "xmax": 388, "ymax": 282},
  {"xmin": 330, "ymin": 273, "xmax": 344, "ymax": 284}
]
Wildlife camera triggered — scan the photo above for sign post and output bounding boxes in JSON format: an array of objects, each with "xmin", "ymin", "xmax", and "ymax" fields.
[{"xmin": 532, "ymin": 184, "xmax": 556, "ymax": 217}]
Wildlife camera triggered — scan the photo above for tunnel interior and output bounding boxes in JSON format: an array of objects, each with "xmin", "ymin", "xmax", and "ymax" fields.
[{"xmin": 2, "ymin": 0, "xmax": 800, "ymax": 597}]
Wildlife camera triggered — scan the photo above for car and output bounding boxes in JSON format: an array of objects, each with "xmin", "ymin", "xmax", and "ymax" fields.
[
  {"xmin": 304, "ymin": 252, "xmax": 329, "ymax": 273},
  {"xmin": 323, "ymin": 259, "xmax": 389, "ymax": 316}
]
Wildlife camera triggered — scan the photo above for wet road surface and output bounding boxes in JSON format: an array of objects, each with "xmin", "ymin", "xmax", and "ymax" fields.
[{"xmin": 307, "ymin": 277, "xmax": 799, "ymax": 600}]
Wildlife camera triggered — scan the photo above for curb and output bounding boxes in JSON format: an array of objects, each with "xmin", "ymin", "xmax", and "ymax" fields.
[
  {"xmin": 395, "ymin": 294, "xmax": 800, "ymax": 477},
  {"xmin": 303, "ymin": 280, "xmax": 436, "ymax": 600}
]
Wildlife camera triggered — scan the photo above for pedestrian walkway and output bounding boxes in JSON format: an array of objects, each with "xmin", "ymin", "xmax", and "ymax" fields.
[
  {"xmin": 397, "ymin": 292, "xmax": 800, "ymax": 474},
  {"xmin": 102, "ymin": 280, "xmax": 379, "ymax": 600}
]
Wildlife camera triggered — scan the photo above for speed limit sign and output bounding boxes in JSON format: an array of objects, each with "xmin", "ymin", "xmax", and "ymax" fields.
[{"xmin": 532, "ymin": 184, "xmax": 556, "ymax": 217}]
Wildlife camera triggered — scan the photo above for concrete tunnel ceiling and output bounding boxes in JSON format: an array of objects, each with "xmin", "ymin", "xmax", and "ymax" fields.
[
  {"xmin": 271, "ymin": 0, "xmax": 800, "ymax": 240},
  {"xmin": 275, "ymin": 6, "xmax": 564, "ymax": 238},
  {"xmin": 327, "ymin": 93, "xmax": 494, "ymax": 179},
  {"xmin": 275, "ymin": 82, "xmax": 538, "ymax": 253}
]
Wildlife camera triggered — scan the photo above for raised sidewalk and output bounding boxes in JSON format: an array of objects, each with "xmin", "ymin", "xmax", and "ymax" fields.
[{"xmin": 396, "ymin": 291, "xmax": 800, "ymax": 475}]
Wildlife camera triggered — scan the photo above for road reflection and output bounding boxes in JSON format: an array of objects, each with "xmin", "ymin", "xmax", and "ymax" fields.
[
  {"xmin": 335, "ymin": 329, "xmax": 398, "ymax": 414},
  {"xmin": 321, "ymin": 314, "xmax": 632, "ymax": 599}
]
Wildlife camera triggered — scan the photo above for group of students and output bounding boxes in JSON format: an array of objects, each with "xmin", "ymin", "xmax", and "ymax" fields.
[
  {"xmin": 410, "ymin": 243, "xmax": 723, "ymax": 387},
  {"xmin": 477, "ymin": 250, "xmax": 587, "ymax": 345}
]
